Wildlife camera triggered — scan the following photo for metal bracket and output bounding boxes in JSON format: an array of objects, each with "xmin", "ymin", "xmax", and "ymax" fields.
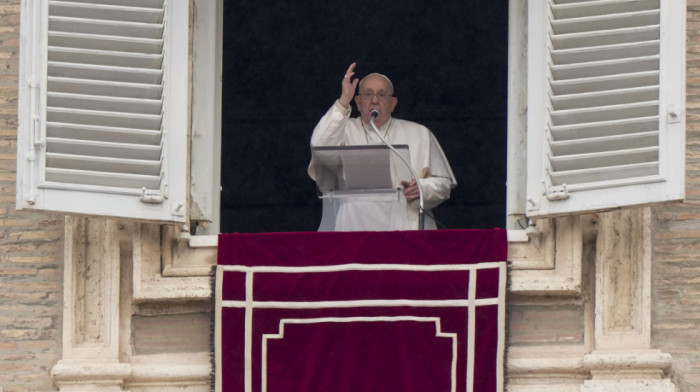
[
  {"xmin": 140, "ymin": 188, "xmax": 165, "ymax": 204},
  {"xmin": 546, "ymin": 184, "xmax": 570, "ymax": 201},
  {"xmin": 525, "ymin": 219, "xmax": 541, "ymax": 247},
  {"xmin": 32, "ymin": 115, "xmax": 44, "ymax": 147}
]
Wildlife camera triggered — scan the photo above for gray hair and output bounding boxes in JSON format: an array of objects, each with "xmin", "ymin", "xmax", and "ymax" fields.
[{"xmin": 358, "ymin": 73, "xmax": 394, "ymax": 95}]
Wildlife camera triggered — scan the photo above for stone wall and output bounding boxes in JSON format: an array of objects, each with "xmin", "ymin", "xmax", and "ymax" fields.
[
  {"xmin": 131, "ymin": 313, "xmax": 211, "ymax": 356},
  {"xmin": 0, "ymin": 1, "xmax": 64, "ymax": 391}
]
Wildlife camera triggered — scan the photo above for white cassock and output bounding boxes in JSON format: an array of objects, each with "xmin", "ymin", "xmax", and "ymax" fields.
[{"xmin": 308, "ymin": 101, "xmax": 457, "ymax": 231}]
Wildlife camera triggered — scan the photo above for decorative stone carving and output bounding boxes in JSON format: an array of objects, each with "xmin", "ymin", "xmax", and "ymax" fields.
[
  {"xmin": 52, "ymin": 217, "xmax": 128, "ymax": 391},
  {"xmin": 507, "ymin": 209, "xmax": 678, "ymax": 392},
  {"xmin": 52, "ymin": 218, "xmax": 212, "ymax": 391},
  {"xmin": 509, "ymin": 215, "xmax": 584, "ymax": 295},
  {"xmin": 132, "ymin": 224, "xmax": 212, "ymax": 303},
  {"xmin": 582, "ymin": 209, "xmax": 677, "ymax": 392}
]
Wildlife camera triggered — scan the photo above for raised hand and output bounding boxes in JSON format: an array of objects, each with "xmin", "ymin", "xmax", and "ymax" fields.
[{"xmin": 339, "ymin": 62, "xmax": 359, "ymax": 109}]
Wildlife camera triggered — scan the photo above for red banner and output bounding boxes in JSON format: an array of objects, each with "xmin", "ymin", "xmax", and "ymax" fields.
[{"xmin": 216, "ymin": 229, "xmax": 507, "ymax": 392}]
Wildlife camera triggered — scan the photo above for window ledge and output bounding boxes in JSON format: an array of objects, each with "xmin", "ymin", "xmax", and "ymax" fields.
[
  {"xmin": 166, "ymin": 224, "xmax": 581, "ymax": 297},
  {"xmin": 187, "ymin": 230, "xmax": 530, "ymax": 248}
]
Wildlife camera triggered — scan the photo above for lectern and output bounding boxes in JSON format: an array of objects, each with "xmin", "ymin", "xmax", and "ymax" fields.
[{"xmin": 311, "ymin": 145, "xmax": 412, "ymax": 231}]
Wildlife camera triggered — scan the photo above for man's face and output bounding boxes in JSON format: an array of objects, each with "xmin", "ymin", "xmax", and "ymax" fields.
[{"xmin": 354, "ymin": 75, "xmax": 398, "ymax": 128}]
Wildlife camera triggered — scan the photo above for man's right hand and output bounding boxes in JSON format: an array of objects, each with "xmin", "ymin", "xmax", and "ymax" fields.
[{"xmin": 339, "ymin": 62, "xmax": 359, "ymax": 109}]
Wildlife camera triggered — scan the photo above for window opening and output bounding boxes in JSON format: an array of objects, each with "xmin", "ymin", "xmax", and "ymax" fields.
[{"xmin": 220, "ymin": 1, "xmax": 508, "ymax": 233}]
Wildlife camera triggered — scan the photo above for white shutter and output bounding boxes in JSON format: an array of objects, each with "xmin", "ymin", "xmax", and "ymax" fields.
[
  {"xmin": 526, "ymin": 0, "xmax": 685, "ymax": 218},
  {"xmin": 17, "ymin": 0, "xmax": 189, "ymax": 223}
]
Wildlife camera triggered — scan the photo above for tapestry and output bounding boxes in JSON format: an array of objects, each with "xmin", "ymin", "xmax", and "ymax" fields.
[{"xmin": 215, "ymin": 229, "xmax": 507, "ymax": 392}]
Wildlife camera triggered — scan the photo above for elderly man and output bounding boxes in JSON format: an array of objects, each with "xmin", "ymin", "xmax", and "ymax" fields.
[{"xmin": 308, "ymin": 62, "xmax": 456, "ymax": 231}]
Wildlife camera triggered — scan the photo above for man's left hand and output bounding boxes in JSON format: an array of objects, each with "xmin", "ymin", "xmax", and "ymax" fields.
[{"xmin": 401, "ymin": 180, "xmax": 419, "ymax": 201}]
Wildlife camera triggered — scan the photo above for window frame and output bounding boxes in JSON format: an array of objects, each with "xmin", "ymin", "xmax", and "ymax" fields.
[{"xmin": 189, "ymin": 0, "xmax": 223, "ymax": 235}]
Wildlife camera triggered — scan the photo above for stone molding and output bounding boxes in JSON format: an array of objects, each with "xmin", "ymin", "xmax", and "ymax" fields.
[
  {"xmin": 126, "ymin": 353, "xmax": 211, "ymax": 390},
  {"xmin": 52, "ymin": 361, "xmax": 131, "ymax": 392},
  {"xmin": 594, "ymin": 209, "xmax": 651, "ymax": 350},
  {"xmin": 132, "ymin": 224, "xmax": 212, "ymax": 303},
  {"xmin": 509, "ymin": 215, "xmax": 584, "ymax": 295},
  {"xmin": 581, "ymin": 379, "xmax": 677, "ymax": 392},
  {"xmin": 52, "ymin": 217, "xmax": 212, "ymax": 391},
  {"xmin": 507, "ymin": 209, "xmax": 677, "ymax": 392},
  {"xmin": 60, "ymin": 217, "xmax": 122, "ymax": 360},
  {"xmin": 583, "ymin": 349, "xmax": 672, "ymax": 378},
  {"xmin": 579, "ymin": 209, "xmax": 677, "ymax": 392}
]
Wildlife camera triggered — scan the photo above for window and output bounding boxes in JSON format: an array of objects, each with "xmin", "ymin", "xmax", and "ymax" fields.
[
  {"xmin": 523, "ymin": 0, "xmax": 685, "ymax": 218},
  {"xmin": 219, "ymin": 1, "xmax": 509, "ymax": 233},
  {"xmin": 16, "ymin": 0, "xmax": 189, "ymax": 223}
]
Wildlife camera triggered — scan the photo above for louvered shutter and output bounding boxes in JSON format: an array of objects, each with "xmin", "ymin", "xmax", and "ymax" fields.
[
  {"xmin": 526, "ymin": 0, "xmax": 685, "ymax": 218},
  {"xmin": 17, "ymin": 0, "xmax": 189, "ymax": 222}
]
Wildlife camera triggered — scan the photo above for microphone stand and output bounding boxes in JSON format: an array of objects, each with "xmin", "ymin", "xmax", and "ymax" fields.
[{"xmin": 369, "ymin": 114, "xmax": 426, "ymax": 230}]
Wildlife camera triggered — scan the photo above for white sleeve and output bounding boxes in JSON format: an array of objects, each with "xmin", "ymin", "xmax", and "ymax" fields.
[
  {"xmin": 308, "ymin": 101, "xmax": 352, "ymax": 181},
  {"xmin": 310, "ymin": 100, "xmax": 351, "ymax": 146},
  {"xmin": 418, "ymin": 176, "xmax": 453, "ymax": 210},
  {"xmin": 415, "ymin": 130, "xmax": 457, "ymax": 210}
]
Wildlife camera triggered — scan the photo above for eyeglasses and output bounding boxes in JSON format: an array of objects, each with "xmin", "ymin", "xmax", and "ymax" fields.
[{"xmin": 358, "ymin": 91, "xmax": 392, "ymax": 102}]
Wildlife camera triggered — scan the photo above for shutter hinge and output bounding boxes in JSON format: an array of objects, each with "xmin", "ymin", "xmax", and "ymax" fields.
[
  {"xmin": 140, "ymin": 187, "xmax": 165, "ymax": 204},
  {"xmin": 31, "ymin": 115, "xmax": 44, "ymax": 147},
  {"xmin": 546, "ymin": 184, "xmax": 570, "ymax": 201}
]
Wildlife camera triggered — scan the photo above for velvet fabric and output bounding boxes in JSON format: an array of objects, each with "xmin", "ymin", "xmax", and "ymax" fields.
[
  {"xmin": 216, "ymin": 229, "xmax": 507, "ymax": 392},
  {"xmin": 218, "ymin": 229, "xmax": 506, "ymax": 266}
]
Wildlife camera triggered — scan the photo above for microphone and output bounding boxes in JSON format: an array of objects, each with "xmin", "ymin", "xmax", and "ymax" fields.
[{"xmin": 368, "ymin": 109, "xmax": 426, "ymax": 230}]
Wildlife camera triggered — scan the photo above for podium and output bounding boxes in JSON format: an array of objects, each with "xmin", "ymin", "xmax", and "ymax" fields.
[
  {"xmin": 311, "ymin": 145, "xmax": 413, "ymax": 231},
  {"xmin": 215, "ymin": 230, "xmax": 507, "ymax": 392}
]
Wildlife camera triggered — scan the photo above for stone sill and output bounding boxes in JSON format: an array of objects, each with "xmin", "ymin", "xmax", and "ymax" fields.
[
  {"xmin": 186, "ymin": 229, "xmax": 530, "ymax": 248},
  {"xmin": 146, "ymin": 219, "xmax": 582, "ymax": 302}
]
